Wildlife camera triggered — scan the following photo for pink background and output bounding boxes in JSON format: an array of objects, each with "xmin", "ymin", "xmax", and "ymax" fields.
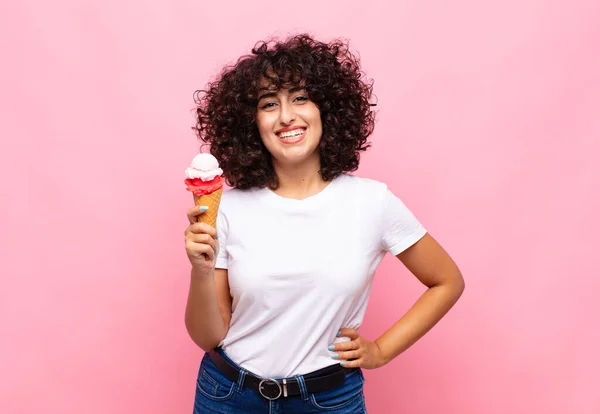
[{"xmin": 2, "ymin": 1, "xmax": 599, "ymax": 413}]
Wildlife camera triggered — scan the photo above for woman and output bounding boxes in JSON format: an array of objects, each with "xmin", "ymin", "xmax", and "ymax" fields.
[{"xmin": 184, "ymin": 34, "xmax": 464, "ymax": 413}]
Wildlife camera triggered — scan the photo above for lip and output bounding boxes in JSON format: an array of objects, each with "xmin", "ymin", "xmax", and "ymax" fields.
[
  {"xmin": 276, "ymin": 128, "xmax": 306, "ymax": 145},
  {"xmin": 275, "ymin": 126, "xmax": 306, "ymax": 135}
]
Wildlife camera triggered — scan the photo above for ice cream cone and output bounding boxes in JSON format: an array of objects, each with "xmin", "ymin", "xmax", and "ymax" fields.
[
  {"xmin": 193, "ymin": 187, "xmax": 223, "ymax": 228},
  {"xmin": 185, "ymin": 153, "xmax": 225, "ymax": 229}
]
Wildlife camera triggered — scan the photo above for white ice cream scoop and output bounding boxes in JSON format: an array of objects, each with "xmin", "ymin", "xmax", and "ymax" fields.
[{"xmin": 185, "ymin": 153, "xmax": 223, "ymax": 181}]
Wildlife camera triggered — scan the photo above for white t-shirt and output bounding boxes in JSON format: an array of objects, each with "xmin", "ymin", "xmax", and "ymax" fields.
[{"xmin": 215, "ymin": 173, "xmax": 426, "ymax": 378}]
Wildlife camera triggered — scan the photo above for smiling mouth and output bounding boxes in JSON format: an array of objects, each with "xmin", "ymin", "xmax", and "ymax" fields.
[{"xmin": 276, "ymin": 128, "xmax": 306, "ymax": 144}]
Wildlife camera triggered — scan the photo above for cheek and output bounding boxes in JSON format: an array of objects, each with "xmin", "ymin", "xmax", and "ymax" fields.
[
  {"xmin": 314, "ymin": 114, "xmax": 323, "ymax": 131},
  {"xmin": 309, "ymin": 112, "xmax": 323, "ymax": 135},
  {"xmin": 255, "ymin": 120, "xmax": 269, "ymax": 142},
  {"xmin": 305, "ymin": 105, "xmax": 322, "ymax": 130},
  {"xmin": 255, "ymin": 116, "xmax": 277, "ymax": 149},
  {"xmin": 256, "ymin": 113, "xmax": 275, "ymax": 135}
]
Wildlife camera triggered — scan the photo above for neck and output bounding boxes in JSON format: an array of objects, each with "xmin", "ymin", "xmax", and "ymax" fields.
[{"xmin": 272, "ymin": 156, "xmax": 328, "ymax": 200}]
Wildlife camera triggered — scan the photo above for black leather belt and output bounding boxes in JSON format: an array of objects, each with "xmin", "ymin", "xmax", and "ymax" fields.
[{"xmin": 207, "ymin": 350, "xmax": 348, "ymax": 400}]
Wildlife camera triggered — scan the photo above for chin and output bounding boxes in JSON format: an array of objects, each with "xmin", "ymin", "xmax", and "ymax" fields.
[{"xmin": 276, "ymin": 148, "xmax": 320, "ymax": 165}]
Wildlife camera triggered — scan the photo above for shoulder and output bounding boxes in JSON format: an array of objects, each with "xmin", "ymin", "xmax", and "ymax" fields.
[
  {"xmin": 221, "ymin": 186, "xmax": 250, "ymax": 202},
  {"xmin": 216, "ymin": 187, "xmax": 258, "ymax": 231},
  {"xmin": 337, "ymin": 173, "xmax": 390, "ymax": 198},
  {"xmin": 219, "ymin": 186, "xmax": 262, "ymax": 213},
  {"xmin": 221, "ymin": 186, "xmax": 254, "ymax": 203}
]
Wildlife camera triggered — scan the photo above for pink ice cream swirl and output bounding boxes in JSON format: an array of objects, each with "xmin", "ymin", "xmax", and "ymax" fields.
[{"xmin": 184, "ymin": 153, "xmax": 224, "ymax": 196}]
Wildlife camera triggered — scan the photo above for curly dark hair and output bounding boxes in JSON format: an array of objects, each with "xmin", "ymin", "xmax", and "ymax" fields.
[{"xmin": 193, "ymin": 33, "xmax": 376, "ymax": 190}]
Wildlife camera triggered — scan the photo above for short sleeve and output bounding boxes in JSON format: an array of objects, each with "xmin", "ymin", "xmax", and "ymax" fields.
[
  {"xmin": 215, "ymin": 208, "xmax": 229, "ymax": 269},
  {"xmin": 380, "ymin": 187, "xmax": 427, "ymax": 255}
]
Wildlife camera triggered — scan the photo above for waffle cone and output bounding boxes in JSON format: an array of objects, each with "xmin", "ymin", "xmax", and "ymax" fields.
[{"xmin": 193, "ymin": 188, "xmax": 223, "ymax": 228}]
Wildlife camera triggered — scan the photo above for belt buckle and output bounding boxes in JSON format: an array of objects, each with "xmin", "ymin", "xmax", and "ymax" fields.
[{"xmin": 258, "ymin": 378, "xmax": 282, "ymax": 400}]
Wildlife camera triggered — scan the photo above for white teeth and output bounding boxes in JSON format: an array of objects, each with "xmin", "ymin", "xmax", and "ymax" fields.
[{"xmin": 278, "ymin": 129, "xmax": 305, "ymax": 139}]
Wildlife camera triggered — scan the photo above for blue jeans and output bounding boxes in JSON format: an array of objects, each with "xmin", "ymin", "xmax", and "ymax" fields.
[{"xmin": 193, "ymin": 350, "xmax": 367, "ymax": 413}]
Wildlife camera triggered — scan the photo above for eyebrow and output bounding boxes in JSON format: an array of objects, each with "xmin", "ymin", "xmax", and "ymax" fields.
[{"xmin": 257, "ymin": 86, "xmax": 305, "ymax": 101}]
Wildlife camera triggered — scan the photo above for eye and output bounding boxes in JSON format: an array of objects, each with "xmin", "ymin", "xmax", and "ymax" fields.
[
  {"xmin": 294, "ymin": 95, "xmax": 308, "ymax": 102},
  {"xmin": 260, "ymin": 102, "xmax": 277, "ymax": 110}
]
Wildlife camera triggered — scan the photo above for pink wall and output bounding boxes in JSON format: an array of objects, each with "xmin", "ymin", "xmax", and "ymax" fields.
[{"xmin": 2, "ymin": 1, "xmax": 599, "ymax": 413}]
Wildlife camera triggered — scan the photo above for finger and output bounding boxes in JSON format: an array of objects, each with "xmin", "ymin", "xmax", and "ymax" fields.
[
  {"xmin": 329, "ymin": 340, "xmax": 360, "ymax": 352},
  {"xmin": 187, "ymin": 222, "xmax": 218, "ymax": 238},
  {"xmin": 186, "ymin": 242, "xmax": 216, "ymax": 261},
  {"xmin": 188, "ymin": 233, "xmax": 218, "ymax": 253},
  {"xmin": 338, "ymin": 328, "xmax": 359, "ymax": 340},
  {"xmin": 332, "ymin": 349, "xmax": 361, "ymax": 361},
  {"xmin": 187, "ymin": 205, "xmax": 209, "ymax": 224},
  {"xmin": 338, "ymin": 358, "xmax": 362, "ymax": 369}
]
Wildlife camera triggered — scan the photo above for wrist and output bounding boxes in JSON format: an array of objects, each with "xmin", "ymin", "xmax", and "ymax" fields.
[
  {"xmin": 373, "ymin": 338, "xmax": 394, "ymax": 366},
  {"xmin": 191, "ymin": 264, "xmax": 214, "ymax": 279}
]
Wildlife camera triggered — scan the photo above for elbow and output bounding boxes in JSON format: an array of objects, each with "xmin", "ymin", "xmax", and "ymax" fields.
[
  {"xmin": 452, "ymin": 271, "xmax": 465, "ymax": 298},
  {"xmin": 184, "ymin": 319, "xmax": 225, "ymax": 352},
  {"xmin": 434, "ymin": 270, "xmax": 465, "ymax": 300}
]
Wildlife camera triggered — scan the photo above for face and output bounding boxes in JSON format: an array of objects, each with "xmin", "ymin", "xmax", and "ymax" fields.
[{"xmin": 255, "ymin": 84, "xmax": 323, "ymax": 167}]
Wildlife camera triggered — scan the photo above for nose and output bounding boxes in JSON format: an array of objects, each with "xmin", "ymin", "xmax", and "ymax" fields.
[{"xmin": 278, "ymin": 101, "xmax": 296, "ymax": 125}]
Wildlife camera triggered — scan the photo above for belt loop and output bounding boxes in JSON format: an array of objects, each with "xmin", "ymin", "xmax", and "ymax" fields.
[
  {"xmin": 295, "ymin": 375, "xmax": 309, "ymax": 401},
  {"xmin": 236, "ymin": 368, "xmax": 247, "ymax": 394}
]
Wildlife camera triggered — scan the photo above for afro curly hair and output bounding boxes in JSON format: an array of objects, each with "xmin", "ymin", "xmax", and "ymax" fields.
[{"xmin": 193, "ymin": 33, "xmax": 376, "ymax": 190}]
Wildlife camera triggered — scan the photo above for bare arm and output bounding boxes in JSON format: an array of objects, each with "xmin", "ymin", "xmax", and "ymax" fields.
[
  {"xmin": 183, "ymin": 205, "xmax": 233, "ymax": 352},
  {"xmin": 374, "ymin": 233, "xmax": 465, "ymax": 363},
  {"xmin": 332, "ymin": 232, "xmax": 465, "ymax": 369},
  {"xmin": 185, "ymin": 267, "xmax": 232, "ymax": 351}
]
